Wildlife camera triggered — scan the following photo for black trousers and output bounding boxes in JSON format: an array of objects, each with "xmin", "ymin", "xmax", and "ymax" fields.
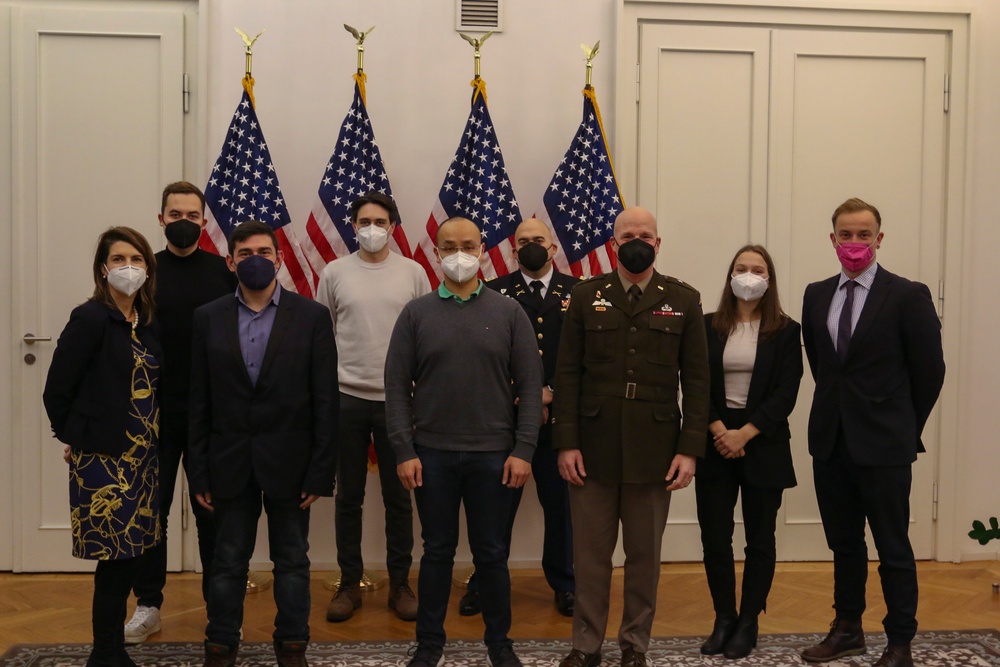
[
  {"xmin": 813, "ymin": 430, "xmax": 917, "ymax": 644},
  {"xmin": 335, "ymin": 393, "xmax": 414, "ymax": 586},
  {"xmin": 133, "ymin": 410, "xmax": 216, "ymax": 607},
  {"xmin": 90, "ymin": 557, "xmax": 141, "ymax": 666},
  {"xmin": 695, "ymin": 440, "xmax": 783, "ymax": 619}
]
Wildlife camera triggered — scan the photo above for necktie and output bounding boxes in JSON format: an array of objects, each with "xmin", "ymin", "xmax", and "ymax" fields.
[
  {"xmin": 627, "ymin": 284, "xmax": 642, "ymax": 304},
  {"xmin": 529, "ymin": 280, "xmax": 544, "ymax": 299},
  {"xmin": 837, "ymin": 280, "xmax": 856, "ymax": 363}
]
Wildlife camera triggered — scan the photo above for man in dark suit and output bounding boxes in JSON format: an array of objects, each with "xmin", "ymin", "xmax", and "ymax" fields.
[
  {"xmin": 458, "ymin": 218, "xmax": 578, "ymax": 617},
  {"xmin": 552, "ymin": 207, "xmax": 710, "ymax": 667},
  {"xmin": 800, "ymin": 198, "xmax": 945, "ymax": 667},
  {"xmin": 188, "ymin": 220, "xmax": 339, "ymax": 667}
]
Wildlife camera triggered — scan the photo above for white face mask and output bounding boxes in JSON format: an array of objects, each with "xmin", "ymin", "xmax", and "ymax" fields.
[
  {"xmin": 105, "ymin": 264, "xmax": 147, "ymax": 297},
  {"xmin": 357, "ymin": 225, "xmax": 390, "ymax": 253},
  {"xmin": 440, "ymin": 249, "xmax": 482, "ymax": 284},
  {"xmin": 730, "ymin": 272, "xmax": 768, "ymax": 302}
]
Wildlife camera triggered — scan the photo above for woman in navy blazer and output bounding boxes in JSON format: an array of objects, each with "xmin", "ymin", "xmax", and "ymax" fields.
[
  {"xmin": 43, "ymin": 227, "xmax": 161, "ymax": 667},
  {"xmin": 696, "ymin": 244, "xmax": 803, "ymax": 660}
]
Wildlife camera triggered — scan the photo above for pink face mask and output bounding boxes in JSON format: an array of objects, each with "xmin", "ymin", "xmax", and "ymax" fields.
[{"xmin": 835, "ymin": 240, "xmax": 876, "ymax": 272}]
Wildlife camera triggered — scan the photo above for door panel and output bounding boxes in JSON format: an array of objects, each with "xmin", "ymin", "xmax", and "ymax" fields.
[{"xmin": 13, "ymin": 6, "xmax": 184, "ymax": 571}]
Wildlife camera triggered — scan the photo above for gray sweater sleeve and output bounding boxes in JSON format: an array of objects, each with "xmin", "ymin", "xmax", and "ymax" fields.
[
  {"xmin": 509, "ymin": 303, "xmax": 544, "ymax": 462},
  {"xmin": 384, "ymin": 304, "xmax": 417, "ymax": 464}
]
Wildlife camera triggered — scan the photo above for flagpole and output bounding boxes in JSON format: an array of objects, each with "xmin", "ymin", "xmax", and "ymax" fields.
[
  {"xmin": 460, "ymin": 31, "xmax": 493, "ymax": 101},
  {"xmin": 234, "ymin": 27, "xmax": 264, "ymax": 107},
  {"xmin": 344, "ymin": 24, "xmax": 374, "ymax": 103}
]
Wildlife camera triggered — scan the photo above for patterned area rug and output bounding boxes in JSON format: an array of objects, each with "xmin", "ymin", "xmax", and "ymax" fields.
[{"xmin": 2, "ymin": 630, "xmax": 998, "ymax": 666}]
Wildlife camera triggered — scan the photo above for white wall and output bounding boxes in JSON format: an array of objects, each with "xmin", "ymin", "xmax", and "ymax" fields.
[{"xmin": 2, "ymin": 0, "xmax": 997, "ymax": 570}]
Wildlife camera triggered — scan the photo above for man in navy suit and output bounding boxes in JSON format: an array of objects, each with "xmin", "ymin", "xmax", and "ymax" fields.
[
  {"xmin": 188, "ymin": 220, "xmax": 339, "ymax": 667},
  {"xmin": 800, "ymin": 198, "xmax": 945, "ymax": 667},
  {"xmin": 458, "ymin": 218, "xmax": 578, "ymax": 617}
]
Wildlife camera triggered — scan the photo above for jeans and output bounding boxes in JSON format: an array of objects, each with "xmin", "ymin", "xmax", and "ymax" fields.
[
  {"xmin": 335, "ymin": 394, "xmax": 414, "ymax": 585},
  {"xmin": 206, "ymin": 477, "xmax": 312, "ymax": 646},
  {"xmin": 134, "ymin": 410, "xmax": 216, "ymax": 607},
  {"xmin": 413, "ymin": 446, "xmax": 513, "ymax": 650}
]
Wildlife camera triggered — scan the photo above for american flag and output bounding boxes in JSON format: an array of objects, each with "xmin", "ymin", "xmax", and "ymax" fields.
[
  {"xmin": 202, "ymin": 82, "xmax": 316, "ymax": 296},
  {"xmin": 535, "ymin": 86, "xmax": 623, "ymax": 278},
  {"xmin": 302, "ymin": 73, "xmax": 412, "ymax": 275},
  {"xmin": 413, "ymin": 78, "xmax": 521, "ymax": 287}
]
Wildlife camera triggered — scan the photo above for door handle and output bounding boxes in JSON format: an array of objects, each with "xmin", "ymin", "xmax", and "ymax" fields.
[{"xmin": 23, "ymin": 333, "xmax": 52, "ymax": 345}]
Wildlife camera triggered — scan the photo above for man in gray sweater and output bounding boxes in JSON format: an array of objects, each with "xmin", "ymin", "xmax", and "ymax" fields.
[{"xmin": 385, "ymin": 217, "xmax": 543, "ymax": 667}]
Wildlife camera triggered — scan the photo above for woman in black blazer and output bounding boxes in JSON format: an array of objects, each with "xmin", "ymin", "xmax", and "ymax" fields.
[
  {"xmin": 43, "ymin": 227, "xmax": 161, "ymax": 667},
  {"xmin": 696, "ymin": 244, "xmax": 803, "ymax": 659}
]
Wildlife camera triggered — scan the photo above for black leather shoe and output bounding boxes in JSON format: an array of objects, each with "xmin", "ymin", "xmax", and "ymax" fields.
[
  {"xmin": 722, "ymin": 617, "xmax": 758, "ymax": 659},
  {"xmin": 873, "ymin": 644, "xmax": 913, "ymax": 667},
  {"xmin": 558, "ymin": 649, "xmax": 601, "ymax": 667},
  {"xmin": 801, "ymin": 618, "xmax": 866, "ymax": 662},
  {"xmin": 458, "ymin": 589, "xmax": 481, "ymax": 616},
  {"xmin": 700, "ymin": 615, "xmax": 737, "ymax": 655},
  {"xmin": 554, "ymin": 590, "xmax": 575, "ymax": 617},
  {"xmin": 620, "ymin": 647, "xmax": 646, "ymax": 667}
]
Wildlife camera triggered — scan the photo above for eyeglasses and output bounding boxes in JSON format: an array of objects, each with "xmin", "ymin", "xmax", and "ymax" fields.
[{"xmin": 437, "ymin": 246, "xmax": 481, "ymax": 256}]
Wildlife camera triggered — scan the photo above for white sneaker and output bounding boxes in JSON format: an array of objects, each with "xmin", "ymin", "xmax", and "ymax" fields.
[{"xmin": 124, "ymin": 605, "xmax": 161, "ymax": 644}]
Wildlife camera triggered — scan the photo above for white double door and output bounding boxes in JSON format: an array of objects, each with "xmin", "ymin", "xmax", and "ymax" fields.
[
  {"xmin": 631, "ymin": 20, "xmax": 951, "ymax": 561},
  {"xmin": 12, "ymin": 5, "xmax": 186, "ymax": 571}
]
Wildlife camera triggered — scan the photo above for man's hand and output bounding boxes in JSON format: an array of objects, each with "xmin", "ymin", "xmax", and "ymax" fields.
[
  {"xmin": 299, "ymin": 493, "xmax": 320, "ymax": 509},
  {"xmin": 62, "ymin": 445, "xmax": 71, "ymax": 464},
  {"xmin": 502, "ymin": 456, "xmax": 532, "ymax": 489},
  {"xmin": 665, "ymin": 453, "xmax": 696, "ymax": 491},
  {"xmin": 558, "ymin": 449, "xmax": 587, "ymax": 486},
  {"xmin": 397, "ymin": 458, "xmax": 423, "ymax": 491},
  {"xmin": 195, "ymin": 492, "xmax": 214, "ymax": 511}
]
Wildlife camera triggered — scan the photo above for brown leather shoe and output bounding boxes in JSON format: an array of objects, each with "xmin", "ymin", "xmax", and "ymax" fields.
[
  {"xmin": 620, "ymin": 647, "xmax": 646, "ymax": 667},
  {"xmin": 273, "ymin": 640, "xmax": 308, "ymax": 667},
  {"xmin": 203, "ymin": 641, "xmax": 237, "ymax": 667},
  {"xmin": 801, "ymin": 618, "xmax": 866, "ymax": 662},
  {"xmin": 873, "ymin": 643, "xmax": 913, "ymax": 667},
  {"xmin": 325, "ymin": 584, "xmax": 361, "ymax": 622},
  {"xmin": 558, "ymin": 648, "xmax": 602, "ymax": 667},
  {"xmin": 388, "ymin": 581, "xmax": 419, "ymax": 621}
]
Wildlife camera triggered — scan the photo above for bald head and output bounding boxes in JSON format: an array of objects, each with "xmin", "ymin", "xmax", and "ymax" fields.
[
  {"xmin": 436, "ymin": 216, "xmax": 481, "ymax": 245},
  {"xmin": 613, "ymin": 207, "xmax": 658, "ymax": 240},
  {"xmin": 514, "ymin": 218, "xmax": 553, "ymax": 245}
]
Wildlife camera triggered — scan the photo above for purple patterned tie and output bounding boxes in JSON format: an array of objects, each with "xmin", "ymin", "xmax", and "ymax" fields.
[{"xmin": 837, "ymin": 280, "xmax": 856, "ymax": 363}]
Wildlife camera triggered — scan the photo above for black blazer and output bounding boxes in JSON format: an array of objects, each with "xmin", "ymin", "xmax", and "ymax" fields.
[
  {"xmin": 701, "ymin": 312, "xmax": 802, "ymax": 489},
  {"xmin": 802, "ymin": 266, "xmax": 945, "ymax": 466},
  {"xmin": 487, "ymin": 270, "xmax": 579, "ymax": 447},
  {"xmin": 43, "ymin": 299, "xmax": 162, "ymax": 456},
  {"xmin": 187, "ymin": 289, "xmax": 339, "ymax": 500}
]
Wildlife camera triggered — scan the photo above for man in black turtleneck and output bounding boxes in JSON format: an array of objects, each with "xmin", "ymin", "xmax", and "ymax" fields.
[{"xmin": 123, "ymin": 181, "xmax": 236, "ymax": 644}]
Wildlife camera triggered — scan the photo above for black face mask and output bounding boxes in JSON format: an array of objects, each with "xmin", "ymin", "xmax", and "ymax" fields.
[
  {"xmin": 164, "ymin": 220, "xmax": 202, "ymax": 249},
  {"xmin": 616, "ymin": 238, "xmax": 656, "ymax": 274},
  {"xmin": 235, "ymin": 254, "xmax": 277, "ymax": 290},
  {"xmin": 517, "ymin": 242, "xmax": 549, "ymax": 272}
]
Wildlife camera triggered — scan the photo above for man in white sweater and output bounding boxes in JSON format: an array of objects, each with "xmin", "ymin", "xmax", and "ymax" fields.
[{"xmin": 314, "ymin": 191, "xmax": 431, "ymax": 622}]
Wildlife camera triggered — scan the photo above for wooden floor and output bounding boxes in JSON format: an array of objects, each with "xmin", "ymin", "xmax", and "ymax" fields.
[{"xmin": 1, "ymin": 561, "xmax": 997, "ymax": 651}]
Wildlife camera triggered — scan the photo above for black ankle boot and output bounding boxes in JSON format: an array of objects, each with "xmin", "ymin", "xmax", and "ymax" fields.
[
  {"xmin": 700, "ymin": 615, "xmax": 738, "ymax": 655},
  {"xmin": 723, "ymin": 616, "xmax": 759, "ymax": 659}
]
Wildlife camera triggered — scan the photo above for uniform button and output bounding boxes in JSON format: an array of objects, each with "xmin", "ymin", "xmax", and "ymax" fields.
[
  {"xmin": 537, "ymin": 333, "xmax": 544, "ymax": 340},
  {"xmin": 537, "ymin": 317, "xmax": 544, "ymax": 324},
  {"xmin": 597, "ymin": 325, "xmax": 603, "ymax": 331},
  {"xmin": 627, "ymin": 370, "xmax": 635, "ymax": 377},
  {"xmin": 538, "ymin": 350, "xmax": 544, "ymax": 356},
  {"xmin": 629, "ymin": 327, "xmax": 637, "ymax": 333},
  {"xmin": 629, "ymin": 348, "xmax": 636, "ymax": 355}
]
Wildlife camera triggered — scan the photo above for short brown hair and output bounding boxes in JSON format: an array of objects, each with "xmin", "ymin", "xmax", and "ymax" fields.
[
  {"xmin": 350, "ymin": 191, "xmax": 399, "ymax": 225},
  {"xmin": 831, "ymin": 197, "xmax": 881, "ymax": 228},
  {"xmin": 161, "ymin": 181, "xmax": 206, "ymax": 215},
  {"xmin": 91, "ymin": 227, "xmax": 157, "ymax": 326},
  {"xmin": 711, "ymin": 244, "xmax": 789, "ymax": 339}
]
